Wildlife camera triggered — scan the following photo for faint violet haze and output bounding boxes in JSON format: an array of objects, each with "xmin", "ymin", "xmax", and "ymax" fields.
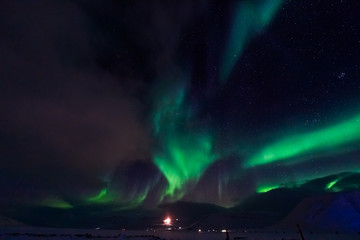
[
  {"xmin": 246, "ymin": 114, "xmax": 360, "ymax": 168},
  {"xmin": 220, "ymin": 0, "xmax": 283, "ymax": 83}
]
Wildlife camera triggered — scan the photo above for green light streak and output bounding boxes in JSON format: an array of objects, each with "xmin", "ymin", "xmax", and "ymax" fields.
[
  {"xmin": 220, "ymin": 0, "xmax": 283, "ymax": 83},
  {"xmin": 131, "ymin": 191, "xmax": 147, "ymax": 206},
  {"xmin": 41, "ymin": 197, "xmax": 73, "ymax": 209},
  {"xmin": 245, "ymin": 114, "xmax": 360, "ymax": 168},
  {"xmin": 85, "ymin": 185, "xmax": 150, "ymax": 208},
  {"xmin": 152, "ymin": 82, "xmax": 217, "ymax": 199},
  {"xmin": 116, "ymin": 191, "xmax": 148, "ymax": 211},
  {"xmin": 87, "ymin": 188, "xmax": 114, "ymax": 204},
  {"xmin": 326, "ymin": 179, "xmax": 339, "ymax": 190},
  {"xmin": 324, "ymin": 172, "xmax": 360, "ymax": 192},
  {"xmin": 257, "ymin": 185, "xmax": 279, "ymax": 193},
  {"xmin": 153, "ymin": 86, "xmax": 185, "ymax": 135},
  {"xmin": 89, "ymin": 188, "xmax": 107, "ymax": 201},
  {"xmin": 154, "ymin": 134, "xmax": 217, "ymax": 197}
]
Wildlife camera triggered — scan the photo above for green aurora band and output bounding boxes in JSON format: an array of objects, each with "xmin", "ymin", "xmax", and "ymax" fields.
[
  {"xmin": 257, "ymin": 185, "xmax": 279, "ymax": 193},
  {"xmin": 88, "ymin": 188, "xmax": 109, "ymax": 203},
  {"xmin": 220, "ymin": 0, "xmax": 283, "ymax": 83},
  {"xmin": 151, "ymin": 0, "xmax": 284, "ymax": 201},
  {"xmin": 41, "ymin": 197, "xmax": 73, "ymax": 209},
  {"xmin": 85, "ymin": 187, "xmax": 149, "ymax": 209},
  {"xmin": 153, "ymin": 83, "xmax": 217, "ymax": 199},
  {"xmin": 326, "ymin": 179, "xmax": 340, "ymax": 190},
  {"xmin": 325, "ymin": 173, "xmax": 360, "ymax": 192},
  {"xmin": 256, "ymin": 171, "xmax": 360, "ymax": 195},
  {"xmin": 246, "ymin": 114, "xmax": 360, "ymax": 168},
  {"xmin": 148, "ymin": 0, "xmax": 359, "ymax": 203}
]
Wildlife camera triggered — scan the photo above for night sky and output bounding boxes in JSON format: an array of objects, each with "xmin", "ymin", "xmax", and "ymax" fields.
[{"xmin": 1, "ymin": 0, "xmax": 360, "ymax": 227}]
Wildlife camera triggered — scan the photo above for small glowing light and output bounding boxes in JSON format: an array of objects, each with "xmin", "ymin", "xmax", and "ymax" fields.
[
  {"xmin": 198, "ymin": 229, "xmax": 202, "ymax": 232},
  {"xmin": 163, "ymin": 217, "xmax": 172, "ymax": 225},
  {"xmin": 221, "ymin": 229, "xmax": 227, "ymax": 233}
]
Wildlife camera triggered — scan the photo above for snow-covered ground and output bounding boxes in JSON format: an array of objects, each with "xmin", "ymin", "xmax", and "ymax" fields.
[
  {"xmin": 0, "ymin": 227, "xmax": 124, "ymax": 240},
  {"xmin": 118, "ymin": 229, "xmax": 360, "ymax": 240},
  {"xmin": 1, "ymin": 227, "xmax": 359, "ymax": 240}
]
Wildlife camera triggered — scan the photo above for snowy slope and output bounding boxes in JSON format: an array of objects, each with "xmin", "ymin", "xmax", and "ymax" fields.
[
  {"xmin": 188, "ymin": 212, "xmax": 277, "ymax": 231},
  {"xmin": 0, "ymin": 227, "xmax": 126, "ymax": 240},
  {"xmin": 278, "ymin": 191, "xmax": 360, "ymax": 232},
  {"xmin": 0, "ymin": 215, "xmax": 24, "ymax": 227},
  {"xmin": 1, "ymin": 228, "xmax": 359, "ymax": 240}
]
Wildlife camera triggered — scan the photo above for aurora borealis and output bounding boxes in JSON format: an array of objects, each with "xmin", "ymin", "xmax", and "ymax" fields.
[
  {"xmin": 152, "ymin": 81, "xmax": 217, "ymax": 198},
  {"xmin": 220, "ymin": 0, "xmax": 283, "ymax": 83},
  {"xmin": 1, "ymin": 0, "xmax": 360, "ymax": 227},
  {"xmin": 246, "ymin": 113, "xmax": 360, "ymax": 168}
]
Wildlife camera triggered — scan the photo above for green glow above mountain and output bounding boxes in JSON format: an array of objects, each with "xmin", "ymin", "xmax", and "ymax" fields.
[{"xmin": 246, "ymin": 114, "xmax": 360, "ymax": 168}]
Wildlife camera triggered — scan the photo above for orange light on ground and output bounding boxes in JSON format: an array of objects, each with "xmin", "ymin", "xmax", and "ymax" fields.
[{"xmin": 163, "ymin": 217, "xmax": 171, "ymax": 225}]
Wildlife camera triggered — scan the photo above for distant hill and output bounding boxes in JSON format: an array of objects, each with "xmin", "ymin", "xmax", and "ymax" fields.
[
  {"xmin": 232, "ymin": 172, "xmax": 360, "ymax": 221},
  {"xmin": 1, "ymin": 172, "xmax": 359, "ymax": 230},
  {"xmin": 0, "ymin": 215, "xmax": 25, "ymax": 227},
  {"xmin": 278, "ymin": 191, "xmax": 360, "ymax": 232},
  {"xmin": 187, "ymin": 212, "xmax": 279, "ymax": 231},
  {"xmin": 232, "ymin": 188, "xmax": 303, "ymax": 217}
]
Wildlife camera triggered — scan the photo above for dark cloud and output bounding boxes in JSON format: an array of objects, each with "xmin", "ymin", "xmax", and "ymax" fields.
[
  {"xmin": 0, "ymin": 0, "xmax": 210, "ymax": 208},
  {"xmin": 110, "ymin": 160, "xmax": 168, "ymax": 207},
  {"xmin": 0, "ymin": 0, "xmax": 151, "ymax": 203},
  {"xmin": 183, "ymin": 156, "xmax": 255, "ymax": 206}
]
